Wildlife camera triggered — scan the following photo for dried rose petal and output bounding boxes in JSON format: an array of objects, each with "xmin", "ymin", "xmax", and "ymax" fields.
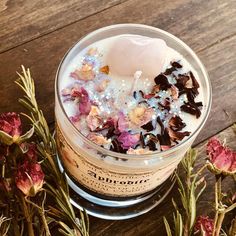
[
  {"xmin": 170, "ymin": 85, "xmax": 179, "ymax": 100},
  {"xmin": 70, "ymin": 64, "xmax": 95, "ymax": 81},
  {"xmin": 15, "ymin": 161, "xmax": 44, "ymax": 197},
  {"xmin": 95, "ymin": 79, "xmax": 110, "ymax": 92},
  {"xmin": 127, "ymin": 148, "xmax": 152, "ymax": 155},
  {"xmin": 206, "ymin": 137, "xmax": 236, "ymax": 175},
  {"xmin": 152, "ymin": 84, "xmax": 160, "ymax": 94},
  {"xmin": 87, "ymin": 133, "xmax": 111, "ymax": 145},
  {"xmin": 0, "ymin": 112, "xmax": 22, "ymax": 137},
  {"xmin": 128, "ymin": 106, "xmax": 154, "ymax": 126},
  {"xmin": 117, "ymin": 132, "xmax": 140, "ymax": 149},
  {"xmin": 86, "ymin": 106, "xmax": 103, "ymax": 131},
  {"xmin": 20, "ymin": 143, "xmax": 37, "ymax": 161},
  {"xmin": 169, "ymin": 116, "xmax": 186, "ymax": 131},
  {"xmin": 117, "ymin": 112, "xmax": 129, "ymax": 132},
  {"xmin": 194, "ymin": 216, "xmax": 214, "ymax": 236}
]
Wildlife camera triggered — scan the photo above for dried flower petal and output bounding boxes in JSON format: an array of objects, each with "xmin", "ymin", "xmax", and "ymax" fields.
[
  {"xmin": 154, "ymin": 74, "xmax": 171, "ymax": 90},
  {"xmin": 171, "ymin": 61, "xmax": 182, "ymax": 69},
  {"xmin": 170, "ymin": 85, "xmax": 179, "ymax": 100},
  {"xmin": 168, "ymin": 128, "xmax": 190, "ymax": 142},
  {"xmin": 206, "ymin": 137, "xmax": 236, "ymax": 175},
  {"xmin": 117, "ymin": 132, "xmax": 140, "ymax": 149},
  {"xmin": 128, "ymin": 106, "xmax": 154, "ymax": 126},
  {"xmin": 117, "ymin": 112, "xmax": 129, "ymax": 132},
  {"xmin": 95, "ymin": 79, "xmax": 110, "ymax": 92},
  {"xmin": 86, "ymin": 106, "xmax": 103, "ymax": 131},
  {"xmin": 0, "ymin": 112, "xmax": 22, "ymax": 137},
  {"xmin": 87, "ymin": 133, "xmax": 111, "ymax": 145},
  {"xmin": 127, "ymin": 148, "xmax": 152, "ymax": 155},
  {"xmin": 181, "ymin": 102, "xmax": 202, "ymax": 118},
  {"xmin": 141, "ymin": 121, "xmax": 154, "ymax": 132},
  {"xmin": 16, "ymin": 161, "xmax": 44, "ymax": 197},
  {"xmin": 194, "ymin": 216, "xmax": 214, "ymax": 236},
  {"xmin": 70, "ymin": 64, "xmax": 95, "ymax": 81},
  {"xmin": 169, "ymin": 116, "xmax": 186, "ymax": 131}
]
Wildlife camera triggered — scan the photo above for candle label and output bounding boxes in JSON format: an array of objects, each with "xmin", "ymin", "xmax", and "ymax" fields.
[{"xmin": 56, "ymin": 125, "xmax": 178, "ymax": 197}]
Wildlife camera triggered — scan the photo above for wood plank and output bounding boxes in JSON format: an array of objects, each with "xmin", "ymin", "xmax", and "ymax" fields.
[
  {"xmin": 89, "ymin": 125, "xmax": 236, "ymax": 236},
  {"xmin": 0, "ymin": 0, "xmax": 126, "ymax": 53},
  {"xmin": 0, "ymin": 0, "xmax": 235, "ymax": 54}
]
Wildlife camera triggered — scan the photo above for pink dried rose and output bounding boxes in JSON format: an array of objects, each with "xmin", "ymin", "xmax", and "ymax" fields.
[
  {"xmin": 194, "ymin": 216, "xmax": 214, "ymax": 236},
  {"xmin": 206, "ymin": 137, "xmax": 236, "ymax": 175},
  {"xmin": 86, "ymin": 106, "xmax": 103, "ymax": 131},
  {"xmin": 128, "ymin": 106, "xmax": 154, "ymax": 126},
  {"xmin": 87, "ymin": 133, "xmax": 111, "ymax": 145},
  {"xmin": 16, "ymin": 160, "xmax": 44, "ymax": 197},
  {"xmin": 117, "ymin": 132, "xmax": 140, "ymax": 149},
  {"xmin": 117, "ymin": 112, "xmax": 129, "ymax": 132},
  {"xmin": 62, "ymin": 86, "xmax": 91, "ymax": 115},
  {"xmin": 21, "ymin": 143, "xmax": 37, "ymax": 161},
  {"xmin": 70, "ymin": 64, "xmax": 95, "ymax": 81},
  {"xmin": 0, "ymin": 112, "xmax": 22, "ymax": 137}
]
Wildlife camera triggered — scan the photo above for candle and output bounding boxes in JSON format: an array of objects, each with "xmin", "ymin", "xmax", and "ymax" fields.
[
  {"xmin": 55, "ymin": 24, "xmax": 211, "ymax": 219},
  {"xmin": 60, "ymin": 34, "xmax": 204, "ymax": 153}
]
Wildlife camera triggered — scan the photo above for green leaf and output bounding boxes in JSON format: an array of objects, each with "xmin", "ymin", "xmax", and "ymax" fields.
[
  {"xmin": 163, "ymin": 217, "xmax": 173, "ymax": 236},
  {"xmin": 17, "ymin": 126, "xmax": 34, "ymax": 143},
  {"xmin": 0, "ymin": 130, "xmax": 13, "ymax": 145}
]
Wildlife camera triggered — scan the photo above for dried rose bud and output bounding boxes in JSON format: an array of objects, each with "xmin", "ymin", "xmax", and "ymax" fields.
[
  {"xmin": 194, "ymin": 216, "xmax": 214, "ymax": 236},
  {"xmin": 0, "ymin": 112, "xmax": 22, "ymax": 137},
  {"xmin": 20, "ymin": 143, "xmax": 37, "ymax": 161},
  {"xmin": 206, "ymin": 137, "xmax": 236, "ymax": 176},
  {"xmin": 117, "ymin": 132, "xmax": 140, "ymax": 149},
  {"xmin": 16, "ymin": 161, "xmax": 44, "ymax": 197}
]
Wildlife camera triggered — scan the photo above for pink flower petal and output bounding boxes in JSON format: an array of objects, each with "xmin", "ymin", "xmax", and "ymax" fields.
[
  {"xmin": 207, "ymin": 137, "xmax": 236, "ymax": 174},
  {"xmin": 0, "ymin": 112, "xmax": 22, "ymax": 137},
  {"xmin": 117, "ymin": 112, "xmax": 129, "ymax": 132},
  {"xmin": 117, "ymin": 132, "xmax": 140, "ymax": 149}
]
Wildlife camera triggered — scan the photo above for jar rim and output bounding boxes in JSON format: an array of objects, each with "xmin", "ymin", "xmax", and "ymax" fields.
[{"xmin": 55, "ymin": 23, "xmax": 212, "ymax": 161}]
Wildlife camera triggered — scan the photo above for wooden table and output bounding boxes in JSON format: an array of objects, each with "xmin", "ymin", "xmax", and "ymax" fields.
[{"xmin": 0, "ymin": 1, "xmax": 235, "ymax": 235}]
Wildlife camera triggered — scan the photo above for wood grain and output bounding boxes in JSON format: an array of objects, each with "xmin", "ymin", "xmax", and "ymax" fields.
[
  {"xmin": 89, "ymin": 125, "xmax": 236, "ymax": 236},
  {"xmin": 0, "ymin": 0, "xmax": 127, "ymax": 53}
]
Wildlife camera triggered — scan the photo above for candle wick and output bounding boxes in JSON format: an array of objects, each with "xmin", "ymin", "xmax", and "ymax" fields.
[{"xmin": 130, "ymin": 70, "xmax": 142, "ymax": 95}]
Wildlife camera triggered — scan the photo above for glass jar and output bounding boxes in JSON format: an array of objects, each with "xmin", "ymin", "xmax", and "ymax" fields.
[{"xmin": 55, "ymin": 24, "xmax": 212, "ymax": 219}]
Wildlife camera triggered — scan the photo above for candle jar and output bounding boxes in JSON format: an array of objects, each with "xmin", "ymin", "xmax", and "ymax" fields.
[{"xmin": 55, "ymin": 24, "xmax": 212, "ymax": 220}]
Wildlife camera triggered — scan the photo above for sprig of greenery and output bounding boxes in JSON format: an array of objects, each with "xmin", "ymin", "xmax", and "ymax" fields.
[
  {"xmin": 16, "ymin": 66, "xmax": 89, "ymax": 236},
  {"xmin": 163, "ymin": 149, "xmax": 207, "ymax": 236}
]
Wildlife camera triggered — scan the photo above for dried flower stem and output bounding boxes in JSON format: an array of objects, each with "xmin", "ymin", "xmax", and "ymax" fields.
[{"xmin": 20, "ymin": 194, "xmax": 35, "ymax": 236}]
